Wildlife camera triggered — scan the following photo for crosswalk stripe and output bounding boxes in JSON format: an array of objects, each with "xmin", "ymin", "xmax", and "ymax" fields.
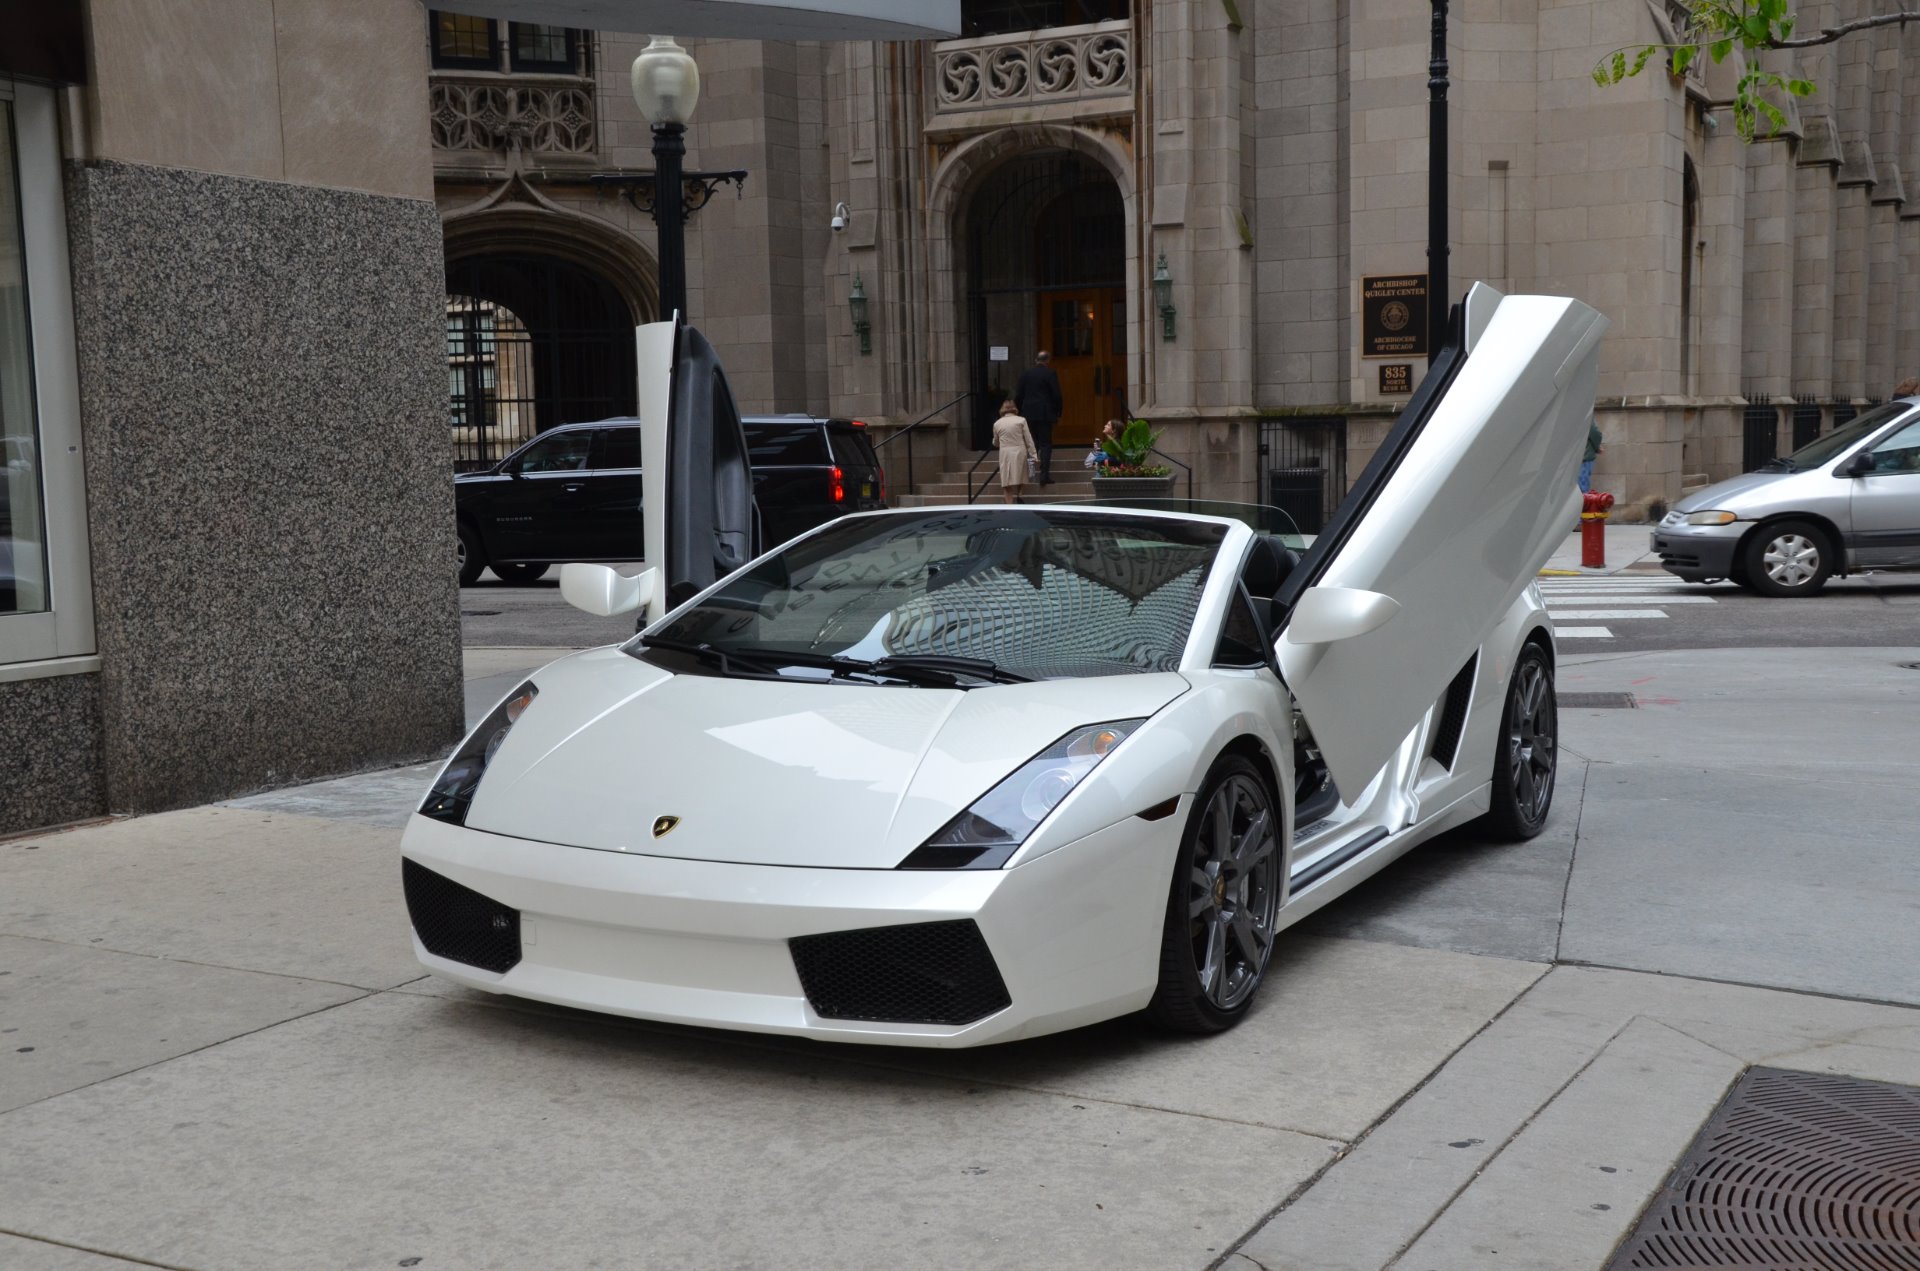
[
  {"xmin": 1548, "ymin": 609, "xmax": 1668, "ymax": 619},
  {"xmin": 1554, "ymin": 626, "xmax": 1614, "ymax": 637},
  {"xmin": 1546, "ymin": 594, "xmax": 1717, "ymax": 604}
]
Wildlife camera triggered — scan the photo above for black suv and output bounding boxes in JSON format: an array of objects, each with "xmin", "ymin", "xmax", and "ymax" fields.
[{"xmin": 455, "ymin": 415, "xmax": 886, "ymax": 584}]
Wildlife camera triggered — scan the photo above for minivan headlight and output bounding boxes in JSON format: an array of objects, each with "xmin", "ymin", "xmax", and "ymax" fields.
[
  {"xmin": 419, "ymin": 681, "xmax": 538, "ymax": 826},
  {"xmin": 1684, "ymin": 510, "xmax": 1737, "ymax": 526},
  {"xmin": 897, "ymin": 720, "xmax": 1144, "ymax": 870}
]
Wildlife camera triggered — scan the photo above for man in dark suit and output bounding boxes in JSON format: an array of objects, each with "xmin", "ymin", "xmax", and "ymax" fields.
[{"xmin": 1014, "ymin": 351, "xmax": 1064, "ymax": 484}]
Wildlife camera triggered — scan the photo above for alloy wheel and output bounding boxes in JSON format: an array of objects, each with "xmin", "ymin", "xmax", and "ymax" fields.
[
  {"xmin": 1761, "ymin": 533, "xmax": 1820, "ymax": 587},
  {"xmin": 1507, "ymin": 656, "xmax": 1556, "ymax": 824},
  {"xmin": 1183, "ymin": 774, "xmax": 1281, "ymax": 1012}
]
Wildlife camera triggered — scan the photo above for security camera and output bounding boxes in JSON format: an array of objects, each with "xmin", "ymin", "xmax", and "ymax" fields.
[{"xmin": 831, "ymin": 201, "xmax": 850, "ymax": 233}]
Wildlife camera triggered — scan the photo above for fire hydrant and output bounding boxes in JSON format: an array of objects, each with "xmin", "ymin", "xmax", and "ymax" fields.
[{"xmin": 1580, "ymin": 490, "xmax": 1615, "ymax": 569}]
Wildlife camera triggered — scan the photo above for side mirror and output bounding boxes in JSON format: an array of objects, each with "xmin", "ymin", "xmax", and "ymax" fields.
[
  {"xmin": 559, "ymin": 563, "xmax": 657, "ymax": 617},
  {"xmin": 1284, "ymin": 586, "xmax": 1401, "ymax": 645},
  {"xmin": 1838, "ymin": 452, "xmax": 1873, "ymax": 478}
]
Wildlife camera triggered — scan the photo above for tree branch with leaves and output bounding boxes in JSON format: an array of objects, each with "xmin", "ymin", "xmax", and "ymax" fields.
[{"xmin": 1594, "ymin": 0, "xmax": 1920, "ymax": 140}]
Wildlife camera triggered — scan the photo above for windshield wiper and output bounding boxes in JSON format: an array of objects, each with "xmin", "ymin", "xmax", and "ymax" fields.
[
  {"xmin": 863, "ymin": 654, "xmax": 1032, "ymax": 685},
  {"xmin": 638, "ymin": 635, "xmax": 793, "ymax": 679}
]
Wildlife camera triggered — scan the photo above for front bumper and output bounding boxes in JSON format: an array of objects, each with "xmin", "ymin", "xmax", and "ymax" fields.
[
  {"xmin": 398, "ymin": 809, "xmax": 1177, "ymax": 1047},
  {"xmin": 1650, "ymin": 521, "xmax": 1745, "ymax": 580}
]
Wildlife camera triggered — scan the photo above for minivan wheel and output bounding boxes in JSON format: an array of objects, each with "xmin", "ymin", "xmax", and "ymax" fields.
[{"xmin": 1743, "ymin": 520, "xmax": 1831, "ymax": 597}]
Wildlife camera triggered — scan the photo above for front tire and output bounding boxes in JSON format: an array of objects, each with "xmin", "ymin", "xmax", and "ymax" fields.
[
  {"xmin": 1483, "ymin": 642, "xmax": 1557, "ymax": 840},
  {"xmin": 490, "ymin": 562, "xmax": 550, "ymax": 585},
  {"xmin": 457, "ymin": 523, "xmax": 484, "ymax": 586},
  {"xmin": 1146, "ymin": 755, "xmax": 1284, "ymax": 1034},
  {"xmin": 1743, "ymin": 519, "xmax": 1832, "ymax": 597}
]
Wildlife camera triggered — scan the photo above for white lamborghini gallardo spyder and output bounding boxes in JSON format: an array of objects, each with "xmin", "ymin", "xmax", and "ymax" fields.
[{"xmin": 401, "ymin": 284, "xmax": 1605, "ymax": 1046}]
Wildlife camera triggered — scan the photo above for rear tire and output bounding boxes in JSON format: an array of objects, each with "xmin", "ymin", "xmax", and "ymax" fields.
[
  {"xmin": 491, "ymin": 562, "xmax": 550, "ymax": 585},
  {"xmin": 1483, "ymin": 643, "xmax": 1557, "ymax": 841},
  {"xmin": 457, "ymin": 523, "xmax": 484, "ymax": 586},
  {"xmin": 1742, "ymin": 519, "xmax": 1832, "ymax": 597},
  {"xmin": 1146, "ymin": 755, "xmax": 1283, "ymax": 1035}
]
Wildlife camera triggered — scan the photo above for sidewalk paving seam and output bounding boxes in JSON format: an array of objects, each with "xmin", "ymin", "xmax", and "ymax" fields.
[
  {"xmin": 1376, "ymin": 1015, "xmax": 1639, "ymax": 1271},
  {"xmin": 1552, "ymin": 758, "xmax": 1592, "ymax": 965},
  {"xmin": 0, "ymin": 991, "xmax": 377, "ymax": 1122},
  {"xmin": 1556, "ymin": 958, "xmax": 1920, "ymax": 1013},
  {"xmin": 0, "ymin": 1228, "xmax": 199, "ymax": 1271},
  {"xmin": 0, "ymin": 931, "xmax": 409, "ymax": 996},
  {"xmin": 1209, "ymin": 960, "xmax": 1552, "ymax": 1271}
]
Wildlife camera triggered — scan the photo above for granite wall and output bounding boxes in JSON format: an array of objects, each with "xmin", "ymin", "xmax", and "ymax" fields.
[
  {"xmin": 64, "ymin": 160, "xmax": 464, "ymax": 814},
  {"xmin": 0, "ymin": 673, "xmax": 106, "ymax": 835}
]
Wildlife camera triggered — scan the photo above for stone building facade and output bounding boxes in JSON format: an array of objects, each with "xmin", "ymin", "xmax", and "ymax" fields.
[{"xmin": 430, "ymin": 0, "xmax": 1920, "ymax": 520}]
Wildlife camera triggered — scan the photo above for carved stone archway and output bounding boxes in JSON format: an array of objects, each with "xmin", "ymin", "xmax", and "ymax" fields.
[
  {"xmin": 924, "ymin": 124, "xmax": 1139, "ymax": 442},
  {"xmin": 442, "ymin": 199, "xmax": 661, "ymax": 326}
]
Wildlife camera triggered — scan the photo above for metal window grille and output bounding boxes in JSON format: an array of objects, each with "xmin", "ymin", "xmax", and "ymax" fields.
[
  {"xmin": 1741, "ymin": 403, "xmax": 1777, "ymax": 471},
  {"xmin": 1258, "ymin": 417, "xmax": 1348, "ymax": 535},
  {"xmin": 1830, "ymin": 402, "xmax": 1856, "ymax": 431},
  {"xmin": 1791, "ymin": 398, "xmax": 1822, "ymax": 450}
]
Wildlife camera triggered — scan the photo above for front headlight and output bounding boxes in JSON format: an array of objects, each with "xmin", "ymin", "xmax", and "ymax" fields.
[
  {"xmin": 1684, "ymin": 510, "xmax": 1738, "ymax": 526},
  {"xmin": 419, "ymin": 681, "xmax": 538, "ymax": 826},
  {"xmin": 897, "ymin": 719, "xmax": 1145, "ymax": 870}
]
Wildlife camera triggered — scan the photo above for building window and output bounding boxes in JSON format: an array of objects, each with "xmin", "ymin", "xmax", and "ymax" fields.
[
  {"xmin": 0, "ymin": 81, "xmax": 93, "ymax": 672},
  {"xmin": 961, "ymin": 0, "xmax": 1128, "ymax": 39},
  {"xmin": 510, "ymin": 24, "xmax": 576, "ymax": 74},
  {"xmin": 430, "ymin": 12, "xmax": 499, "ymax": 71}
]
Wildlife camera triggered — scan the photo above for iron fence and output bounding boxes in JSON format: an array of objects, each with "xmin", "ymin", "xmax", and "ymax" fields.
[
  {"xmin": 1258, "ymin": 416, "xmax": 1348, "ymax": 534},
  {"xmin": 1741, "ymin": 402, "xmax": 1777, "ymax": 471}
]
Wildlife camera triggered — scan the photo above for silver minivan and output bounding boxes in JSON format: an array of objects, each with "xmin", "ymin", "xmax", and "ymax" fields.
[{"xmin": 1652, "ymin": 398, "xmax": 1920, "ymax": 595}]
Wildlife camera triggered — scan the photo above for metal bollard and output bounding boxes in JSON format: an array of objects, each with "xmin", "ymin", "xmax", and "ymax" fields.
[{"xmin": 1580, "ymin": 490, "xmax": 1615, "ymax": 568}]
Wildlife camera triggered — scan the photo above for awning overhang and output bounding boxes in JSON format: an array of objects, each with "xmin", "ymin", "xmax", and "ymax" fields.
[{"xmin": 453, "ymin": 0, "xmax": 960, "ymax": 40}]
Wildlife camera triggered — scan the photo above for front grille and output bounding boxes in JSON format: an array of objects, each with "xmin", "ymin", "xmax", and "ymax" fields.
[
  {"xmin": 790, "ymin": 919, "xmax": 1011, "ymax": 1026},
  {"xmin": 402, "ymin": 858, "xmax": 521, "ymax": 974},
  {"xmin": 1658, "ymin": 551, "xmax": 1702, "ymax": 569}
]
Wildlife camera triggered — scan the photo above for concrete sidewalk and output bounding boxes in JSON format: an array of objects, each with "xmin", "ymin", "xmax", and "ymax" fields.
[
  {"xmin": 2, "ymin": 645, "xmax": 1916, "ymax": 1270},
  {"xmin": 1541, "ymin": 520, "xmax": 1658, "ymax": 575}
]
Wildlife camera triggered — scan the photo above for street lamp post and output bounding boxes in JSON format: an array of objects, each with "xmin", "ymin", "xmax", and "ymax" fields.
[{"xmin": 590, "ymin": 36, "xmax": 748, "ymax": 324}]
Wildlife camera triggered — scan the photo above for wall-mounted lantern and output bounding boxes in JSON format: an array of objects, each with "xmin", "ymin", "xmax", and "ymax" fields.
[
  {"xmin": 849, "ymin": 273, "xmax": 872, "ymax": 355},
  {"xmin": 1153, "ymin": 253, "xmax": 1175, "ymax": 342}
]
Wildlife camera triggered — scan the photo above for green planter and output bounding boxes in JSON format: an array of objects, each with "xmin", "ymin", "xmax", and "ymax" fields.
[{"xmin": 1090, "ymin": 474, "xmax": 1177, "ymax": 503}]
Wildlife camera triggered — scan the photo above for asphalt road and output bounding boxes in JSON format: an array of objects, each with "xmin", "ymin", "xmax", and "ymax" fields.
[{"xmin": 459, "ymin": 560, "xmax": 1920, "ymax": 655}]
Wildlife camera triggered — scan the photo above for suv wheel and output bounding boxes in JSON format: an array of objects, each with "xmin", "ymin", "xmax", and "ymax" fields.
[
  {"xmin": 457, "ymin": 524, "xmax": 484, "ymax": 587},
  {"xmin": 491, "ymin": 562, "xmax": 550, "ymax": 585},
  {"xmin": 1743, "ymin": 520, "xmax": 1832, "ymax": 597}
]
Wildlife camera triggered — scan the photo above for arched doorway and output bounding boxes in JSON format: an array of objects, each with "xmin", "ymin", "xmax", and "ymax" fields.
[
  {"xmin": 965, "ymin": 149, "xmax": 1127, "ymax": 449},
  {"xmin": 443, "ymin": 251, "xmax": 641, "ymax": 470}
]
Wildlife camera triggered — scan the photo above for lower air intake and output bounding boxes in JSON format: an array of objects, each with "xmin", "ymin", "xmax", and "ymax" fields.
[
  {"xmin": 402, "ymin": 858, "xmax": 521, "ymax": 974},
  {"xmin": 790, "ymin": 919, "xmax": 1011, "ymax": 1026}
]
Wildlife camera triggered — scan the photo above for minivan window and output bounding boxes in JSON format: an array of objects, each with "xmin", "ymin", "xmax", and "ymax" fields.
[
  {"xmin": 1772, "ymin": 401, "xmax": 1912, "ymax": 471},
  {"xmin": 744, "ymin": 422, "xmax": 830, "ymax": 466},
  {"xmin": 594, "ymin": 427, "xmax": 642, "ymax": 470}
]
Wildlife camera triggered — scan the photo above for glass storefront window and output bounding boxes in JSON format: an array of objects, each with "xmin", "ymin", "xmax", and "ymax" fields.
[{"xmin": 1, "ymin": 99, "xmax": 47, "ymax": 618}]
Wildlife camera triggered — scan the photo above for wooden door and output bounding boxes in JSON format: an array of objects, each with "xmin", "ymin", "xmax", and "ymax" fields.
[{"xmin": 1041, "ymin": 288, "xmax": 1126, "ymax": 445}]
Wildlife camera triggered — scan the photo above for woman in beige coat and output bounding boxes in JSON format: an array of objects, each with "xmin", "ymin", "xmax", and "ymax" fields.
[{"xmin": 992, "ymin": 399, "xmax": 1039, "ymax": 504}]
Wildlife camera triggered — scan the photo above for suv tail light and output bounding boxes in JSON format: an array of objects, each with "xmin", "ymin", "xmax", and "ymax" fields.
[{"xmin": 832, "ymin": 465, "xmax": 845, "ymax": 503}]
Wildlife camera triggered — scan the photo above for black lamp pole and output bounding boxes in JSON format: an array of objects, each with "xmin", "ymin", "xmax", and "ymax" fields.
[
  {"xmin": 650, "ymin": 122, "xmax": 688, "ymax": 321},
  {"xmin": 1427, "ymin": 0, "xmax": 1451, "ymax": 345}
]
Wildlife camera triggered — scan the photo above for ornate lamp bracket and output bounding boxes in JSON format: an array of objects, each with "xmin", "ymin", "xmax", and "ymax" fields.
[{"xmin": 589, "ymin": 170, "xmax": 750, "ymax": 218}]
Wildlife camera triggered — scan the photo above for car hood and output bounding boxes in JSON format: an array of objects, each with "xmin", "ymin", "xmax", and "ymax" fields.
[
  {"xmin": 462, "ymin": 646, "xmax": 1190, "ymax": 868},
  {"xmin": 1671, "ymin": 469, "xmax": 1794, "ymax": 513}
]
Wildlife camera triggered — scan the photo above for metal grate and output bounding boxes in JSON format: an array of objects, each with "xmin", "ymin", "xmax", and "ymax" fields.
[
  {"xmin": 1792, "ymin": 399, "xmax": 1823, "ymax": 451},
  {"xmin": 402, "ymin": 858, "xmax": 522, "ymax": 974},
  {"xmin": 1557, "ymin": 692, "xmax": 1637, "ymax": 709},
  {"xmin": 1428, "ymin": 653, "xmax": 1479, "ymax": 769},
  {"xmin": 790, "ymin": 919, "xmax": 1012, "ymax": 1026},
  {"xmin": 1741, "ymin": 403, "xmax": 1778, "ymax": 472},
  {"xmin": 1607, "ymin": 1066, "xmax": 1920, "ymax": 1269}
]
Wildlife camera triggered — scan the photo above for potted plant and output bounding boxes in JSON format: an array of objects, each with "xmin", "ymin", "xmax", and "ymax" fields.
[{"xmin": 1091, "ymin": 418, "xmax": 1176, "ymax": 502}]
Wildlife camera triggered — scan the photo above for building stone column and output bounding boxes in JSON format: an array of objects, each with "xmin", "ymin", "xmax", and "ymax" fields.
[{"xmin": 1740, "ymin": 126, "xmax": 1796, "ymax": 401}]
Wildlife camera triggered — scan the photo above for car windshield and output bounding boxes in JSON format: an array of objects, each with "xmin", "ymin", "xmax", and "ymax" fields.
[
  {"xmin": 631, "ymin": 509, "xmax": 1229, "ymax": 682},
  {"xmin": 1768, "ymin": 402, "xmax": 1913, "ymax": 471}
]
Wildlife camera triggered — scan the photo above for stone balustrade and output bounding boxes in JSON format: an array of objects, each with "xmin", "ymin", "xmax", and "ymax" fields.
[{"xmin": 932, "ymin": 20, "xmax": 1131, "ymax": 114}]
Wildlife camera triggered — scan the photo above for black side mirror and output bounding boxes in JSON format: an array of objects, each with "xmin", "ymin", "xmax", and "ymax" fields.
[{"xmin": 1839, "ymin": 452, "xmax": 1873, "ymax": 478}]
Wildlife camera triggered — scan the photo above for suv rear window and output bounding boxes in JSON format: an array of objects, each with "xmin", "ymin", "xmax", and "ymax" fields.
[
  {"xmin": 827, "ymin": 426, "xmax": 877, "ymax": 471},
  {"xmin": 744, "ymin": 421, "xmax": 830, "ymax": 466}
]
